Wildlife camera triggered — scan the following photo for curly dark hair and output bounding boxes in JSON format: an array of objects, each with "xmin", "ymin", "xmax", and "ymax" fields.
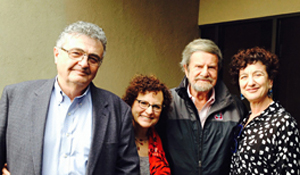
[
  {"xmin": 229, "ymin": 47, "xmax": 279, "ymax": 86},
  {"xmin": 122, "ymin": 74, "xmax": 172, "ymax": 118}
]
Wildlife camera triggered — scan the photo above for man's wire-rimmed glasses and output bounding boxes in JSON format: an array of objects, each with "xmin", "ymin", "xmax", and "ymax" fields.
[
  {"xmin": 60, "ymin": 47, "xmax": 102, "ymax": 67},
  {"xmin": 231, "ymin": 124, "xmax": 243, "ymax": 153},
  {"xmin": 135, "ymin": 99, "xmax": 164, "ymax": 113}
]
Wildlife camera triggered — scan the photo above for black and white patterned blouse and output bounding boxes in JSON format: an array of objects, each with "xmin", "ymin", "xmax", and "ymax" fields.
[{"xmin": 230, "ymin": 101, "xmax": 300, "ymax": 175}]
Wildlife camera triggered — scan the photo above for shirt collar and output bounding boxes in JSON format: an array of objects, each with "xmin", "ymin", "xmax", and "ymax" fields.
[{"xmin": 54, "ymin": 77, "xmax": 91, "ymax": 104}]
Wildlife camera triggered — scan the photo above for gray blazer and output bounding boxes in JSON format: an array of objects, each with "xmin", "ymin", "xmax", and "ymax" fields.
[{"xmin": 0, "ymin": 78, "xmax": 139, "ymax": 175}]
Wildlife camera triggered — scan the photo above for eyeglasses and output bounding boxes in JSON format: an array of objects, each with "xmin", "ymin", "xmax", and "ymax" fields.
[
  {"xmin": 60, "ymin": 47, "xmax": 102, "ymax": 67},
  {"xmin": 135, "ymin": 99, "xmax": 164, "ymax": 113},
  {"xmin": 231, "ymin": 124, "xmax": 243, "ymax": 153}
]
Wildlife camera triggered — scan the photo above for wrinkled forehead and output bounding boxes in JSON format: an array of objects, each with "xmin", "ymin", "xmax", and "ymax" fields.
[{"xmin": 188, "ymin": 51, "xmax": 219, "ymax": 66}]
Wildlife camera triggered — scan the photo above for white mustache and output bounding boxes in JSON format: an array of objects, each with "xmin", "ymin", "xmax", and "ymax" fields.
[{"xmin": 194, "ymin": 76, "xmax": 213, "ymax": 82}]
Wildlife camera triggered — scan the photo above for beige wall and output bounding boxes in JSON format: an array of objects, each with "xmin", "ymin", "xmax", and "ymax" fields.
[
  {"xmin": 199, "ymin": 0, "xmax": 300, "ymax": 25},
  {"xmin": 0, "ymin": 0, "xmax": 199, "ymax": 97}
]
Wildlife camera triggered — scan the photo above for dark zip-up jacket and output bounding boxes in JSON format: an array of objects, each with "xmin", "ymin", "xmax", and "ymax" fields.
[{"xmin": 157, "ymin": 77, "xmax": 247, "ymax": 175}]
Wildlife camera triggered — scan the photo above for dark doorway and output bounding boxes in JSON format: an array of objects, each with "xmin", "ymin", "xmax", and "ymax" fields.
[
  {"xmin": 200, "ymin": 13, "xmax": 300, "ymax": 126},
  {"xmin": 275, "ymin": 16, "xmax": 300, "ymax": 118}
]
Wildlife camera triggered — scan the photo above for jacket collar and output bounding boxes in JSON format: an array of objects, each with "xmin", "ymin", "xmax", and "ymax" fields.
[
  {"xmin": 86, "ymin": 83, "xmax": 110, "ymax": 174},
  {"xmin": 31, "ymin": 79, "xmax": 107, "ymax": 175},
  {"xmin": 32, "ymin": 78, "xmax": 56, "ymax": 175}
]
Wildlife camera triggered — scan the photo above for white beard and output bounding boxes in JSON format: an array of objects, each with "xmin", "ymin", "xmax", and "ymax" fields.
[{"xmin": 191, "ymin": 82, "xmax": 213, "ymax": 92}]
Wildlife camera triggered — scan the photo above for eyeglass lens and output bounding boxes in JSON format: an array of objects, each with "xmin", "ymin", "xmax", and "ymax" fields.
[
  {"xmin": 62, "ymin": 48, "xmax": 101, "ymax": 66},
  {"xmin": 136, "ymin": 99, "xmax": 162, "ymax": 112}
]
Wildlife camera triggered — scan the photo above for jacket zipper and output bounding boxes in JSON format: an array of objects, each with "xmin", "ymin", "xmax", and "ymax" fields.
[
  {"xmin": 196, "ymin": 109, "xmax": 203, "ymax": 175},
  {"xmin": 198, "ymin": 121, "xmax": 203, "ymax": 175}
]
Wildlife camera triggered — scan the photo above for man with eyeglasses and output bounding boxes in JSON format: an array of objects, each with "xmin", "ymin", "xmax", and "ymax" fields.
[
  {"xmin": 0, "ymin": 21, "xmax": 139, "ymax": 175},
  {"xmin": 157, "ymin": 38, "xmax": 247, "ymax": 175}
]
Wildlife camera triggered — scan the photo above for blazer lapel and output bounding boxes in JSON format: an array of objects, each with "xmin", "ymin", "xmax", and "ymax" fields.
[
  {"xmin": 31, "ymin": 79, "xmax": 55, "ymax": 175},
  {"xmin": 86, "ymin": 84, "xmax": 110, "ymax": 174}
]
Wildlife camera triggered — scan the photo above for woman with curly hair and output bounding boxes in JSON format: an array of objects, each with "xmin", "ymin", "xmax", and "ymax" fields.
[
  {"xmin": 229, "ymin": 47, "xmax": 300, "ymax": 174},
  {"xmin": 122, "ymin": 74, "xmax": 172, "ymax": 175}
]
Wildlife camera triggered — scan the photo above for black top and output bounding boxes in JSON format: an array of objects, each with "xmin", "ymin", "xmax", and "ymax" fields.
[{"xmin": 230, "ymin": 101, "xmax": 300, "ymax": 174}]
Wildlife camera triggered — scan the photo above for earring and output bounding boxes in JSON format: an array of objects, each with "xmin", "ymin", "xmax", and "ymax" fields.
[
  {"xmin": 268, "ymin": 89, "xmax": 273, "ymax": 97},
  {"xmin": 240, "ymin": 94, "xmax": 245, "ymax": 100}
]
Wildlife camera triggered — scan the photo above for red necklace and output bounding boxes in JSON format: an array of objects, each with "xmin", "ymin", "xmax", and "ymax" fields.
[{"xmin": 135, "ymin": 137, "xmax": 148, "ymax": 151}]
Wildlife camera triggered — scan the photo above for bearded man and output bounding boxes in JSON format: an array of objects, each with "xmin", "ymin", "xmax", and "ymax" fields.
[{"xmin": 157, "ymin": 38, "xmax": 247, "ymax": 175}]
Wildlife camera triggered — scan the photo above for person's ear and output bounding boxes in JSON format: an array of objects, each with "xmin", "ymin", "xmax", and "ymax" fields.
[
  {"xmin": 184, "ymin": 64, "xmax": 189, "ymax": 77},
  {"xmin": 54, "ymin": 47, "xmax": 59, "ymax": 64},
  {"xmin": 268, "ymin": 79, "xmax": 273, "ymax": 89}
]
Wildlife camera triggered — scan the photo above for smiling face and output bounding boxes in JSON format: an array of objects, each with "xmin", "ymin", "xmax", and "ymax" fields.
[
  {"xmin": 131, "ymin": 91, "xmax": 163, "ymax": 130},
  {"xmin": 54, "ymin": 34, "xmax": 104, "ymax": 90},
  {"xmin": 184, "ymin": 51, "xmax": 219, "ymax": 93},
  {"xmin": 239, "ymin": 61, "xmax": 273, "ymax": 103}
]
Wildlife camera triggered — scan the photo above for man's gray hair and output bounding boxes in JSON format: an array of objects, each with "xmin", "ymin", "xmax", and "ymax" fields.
[
  {"xmin": 56, "ymin": 21, "xmax": 107, "ymax": 58},
  {"xmin": 180, "ymin": 38, "xmax": 223, "ymax": 72}
]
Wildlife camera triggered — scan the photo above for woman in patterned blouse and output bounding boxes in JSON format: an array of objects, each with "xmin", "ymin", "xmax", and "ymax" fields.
[
  {"xmin": 229, "ymin": 47, "xmax": 300, "ymax": 174},
  {"xmin": 122, "ymin": 74, "xmax": 171, "ymax": 175}
]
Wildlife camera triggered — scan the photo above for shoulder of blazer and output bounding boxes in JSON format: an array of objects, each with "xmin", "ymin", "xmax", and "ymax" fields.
[
  {"xmin": 90, "ymin": 83, "xmax": 123, "ymax": 103},
  {"xmin": 90, "ymin": 83, "xmax": 131, "ymax": 111},
  {"xmin": 3, "ymin": 79, "xmax": 55, "ymax": 97},
  {"xmin": 89, "ymin": 84, "xmax": 124, "ymax": 113}
]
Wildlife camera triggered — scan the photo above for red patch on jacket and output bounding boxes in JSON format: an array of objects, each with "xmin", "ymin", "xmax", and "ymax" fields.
[{"xmin": 214, "ymin": 112, "xmax": 223, "ymax": 120}]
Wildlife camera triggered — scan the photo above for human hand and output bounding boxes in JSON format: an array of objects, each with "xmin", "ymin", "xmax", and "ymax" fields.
[{"xmin": 2, "ymin": 164, "xmax": 10, "ymax": 175}]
